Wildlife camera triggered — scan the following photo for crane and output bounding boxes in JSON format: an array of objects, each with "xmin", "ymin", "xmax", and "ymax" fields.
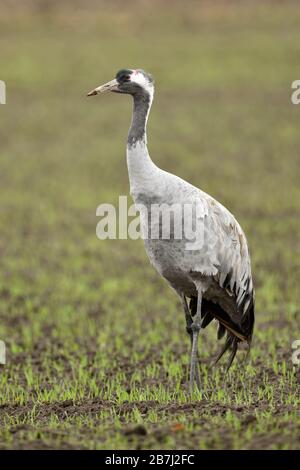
[{"xmin": 87, "ymin": 69, "xmax": 255, "ymax": 390}]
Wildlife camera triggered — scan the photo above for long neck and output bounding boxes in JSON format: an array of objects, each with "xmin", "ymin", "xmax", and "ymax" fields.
[
  {"xmin": 128, "ymin": 91, "xmax": 152, "ymax": 146},
  {"xmin": 126, "ymin": 90, "xmax": 157, "ymax": 198}
]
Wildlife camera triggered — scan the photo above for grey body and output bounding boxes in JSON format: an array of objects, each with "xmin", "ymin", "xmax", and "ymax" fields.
[
  {"xmin": 126, "ymin": 73, "xmax": 254, "ymax": 336},
  {"xmin": 87, "ymin": 68, "xmax": 255, "ymax": 388}
]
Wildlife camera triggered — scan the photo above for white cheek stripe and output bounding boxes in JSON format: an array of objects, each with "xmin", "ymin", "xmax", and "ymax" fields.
[{"xmin": 130, "ymin": 71, "xmax": 154, "ymax": 97}]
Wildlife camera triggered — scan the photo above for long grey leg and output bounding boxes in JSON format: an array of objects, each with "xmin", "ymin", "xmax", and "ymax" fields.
[
  {"xmin": 181, "ymin": 293, "xmax": 193, "ymax": 333},
  {"xmin": 180, "ymin": 294, "xmax": 200, "ymax": 388},
  {"xmin": 189, "ymin": 290, "xmax": 203, "ymax": 391}
]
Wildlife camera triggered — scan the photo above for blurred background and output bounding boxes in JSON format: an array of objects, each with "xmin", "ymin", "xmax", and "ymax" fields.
[{"xmin": 0, "ymin": 0, "xmax": 299, "ymax": 450}]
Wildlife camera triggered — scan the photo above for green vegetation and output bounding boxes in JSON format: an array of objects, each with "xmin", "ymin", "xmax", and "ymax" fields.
[{"xmin": 0, "ymin": 0, "xmax": 299, "ymax": 449}]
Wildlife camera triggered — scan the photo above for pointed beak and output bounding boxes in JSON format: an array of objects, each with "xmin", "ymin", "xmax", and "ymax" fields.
[{"xmin": 86, "ymin": 79, "xmax": 119, "ymax": 97}]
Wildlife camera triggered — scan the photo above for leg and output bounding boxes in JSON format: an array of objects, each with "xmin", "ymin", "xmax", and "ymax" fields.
[
  {"xmin": 180, "ymin": 294, "xmax": 201, "ymax": 388},
  {"xmin": 189, "ymin": 289, "xmax": 204, "ymax": 391},
  {"xmin": 181, "ymin": 293, "xmax": 193, "ymax": 334}
]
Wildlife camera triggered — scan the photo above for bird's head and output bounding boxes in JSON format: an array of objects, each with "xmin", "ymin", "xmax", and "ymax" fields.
[{"xmin": 87, "ymin": 69, "xmax": 154, "ymax": 99}]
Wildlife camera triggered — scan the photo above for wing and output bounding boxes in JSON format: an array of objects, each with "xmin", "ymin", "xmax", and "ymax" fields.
[{"xmin": 205, "ymin": 196, "xmax": 255, "ymax": 339}]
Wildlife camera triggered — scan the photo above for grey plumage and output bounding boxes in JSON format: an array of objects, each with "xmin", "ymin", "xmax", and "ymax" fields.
[{"xmin": 87, "ymin": 68, "xmax": 255, "ymax": 390}]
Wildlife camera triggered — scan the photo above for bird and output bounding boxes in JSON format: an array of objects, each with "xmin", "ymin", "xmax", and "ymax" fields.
[{"xmin": 87, "ymin": 69, "xmax": 255, "ymax": 390}]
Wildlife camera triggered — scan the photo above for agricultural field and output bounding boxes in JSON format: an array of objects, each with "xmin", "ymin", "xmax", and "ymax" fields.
[{"xmin": 0, "ymin": 0, "xmax": 299, "ymax": 449}]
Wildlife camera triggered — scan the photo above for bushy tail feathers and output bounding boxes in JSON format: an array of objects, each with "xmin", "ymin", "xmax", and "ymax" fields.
[{"xmin": 189, "ymin": 295, "xmax": 254, "ymax": 370}]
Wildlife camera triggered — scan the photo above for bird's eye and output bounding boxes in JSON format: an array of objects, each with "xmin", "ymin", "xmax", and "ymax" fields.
[{"xmin": 116, "ymin": 69, "xmax": 132, "ymax": 84}]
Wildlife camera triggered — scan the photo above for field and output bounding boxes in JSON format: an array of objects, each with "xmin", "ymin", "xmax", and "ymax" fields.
[{"xmin": 0, "ymin": 0, "xmax": 299, "ymax": 450}]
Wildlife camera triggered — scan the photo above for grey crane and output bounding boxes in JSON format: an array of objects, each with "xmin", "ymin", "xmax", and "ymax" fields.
[{"xmin": 87, "ymin": 69, "xmax": 255, "ymax": 390}]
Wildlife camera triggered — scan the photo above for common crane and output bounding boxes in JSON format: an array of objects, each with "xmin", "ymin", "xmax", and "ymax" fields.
[{"xmin": 87, "ymin": 69, "xmax": 255, "ymax": 390}]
